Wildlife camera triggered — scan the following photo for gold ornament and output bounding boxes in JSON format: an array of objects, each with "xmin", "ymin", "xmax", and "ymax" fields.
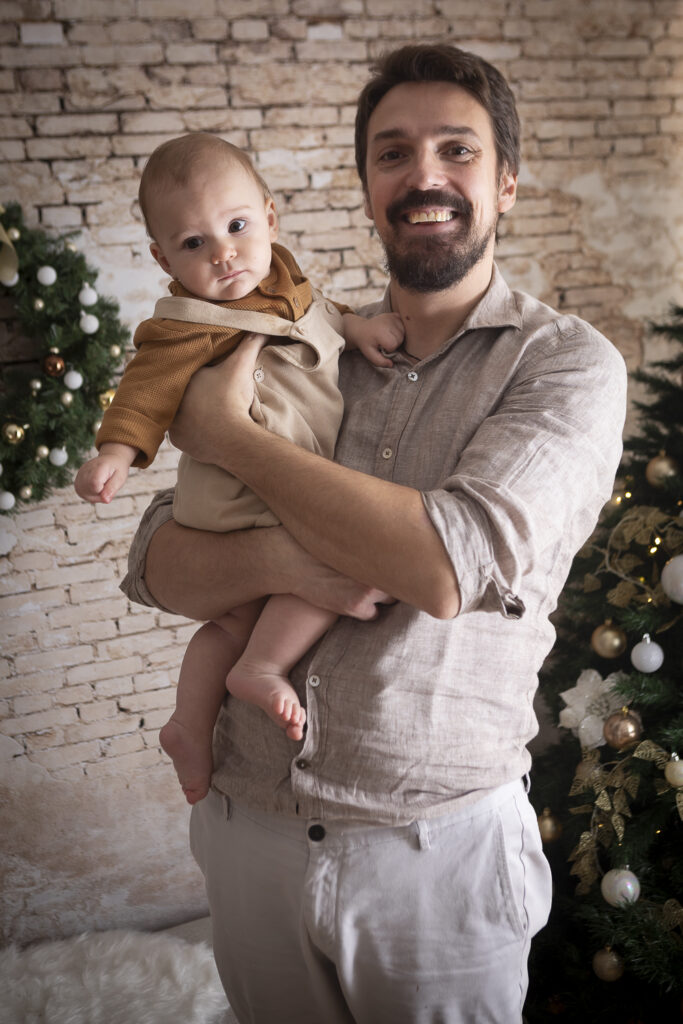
[
  {"xmin": 98, "ymin": 388, "xmax": 116, "ymax": 410},
  {"xmin": 590, "ymin": 621, "xmax": 627, "ymax": 659},
  {"xmin": 664, "ymin": 754, "xmax": 683, "ymax": 789},
  {"xmin": 33, "ymin": 297, "xmax": 45, "ymax": 311},
  {"xmin": 65, "ymin": 241, "xmax": 77, "ymax": 252},
  {"xmin": 537, "ymin": 807, "xmax": 562, "ymax": 843},
  {"xmin": 7, "ymin": 226, "xmax": 20, "ymax": 241},
  {"xmin": 43, "ymin": 353, "xmax": 65, "ymax": 377},
  {"xmin": 35, "ymin": 444, "xmax": 49, "ymax": 460},
  {"xmin": 29, "ymin": 378, "xmax": 42, "ymax": 396},
  {"xmin": 92, "ymin": 419, "xmax": 102, "ymax": 434},
  {"xmin": 60, "ymin": 391, "xmax": 74, "ymax": 407},
  {"xmin": 110, "ymin": 344, "xmax": 122, "ymax": 358},
  {"xmin": 2, "ymin": 422, "xmax": 25, "ymax": 445},
  {"xmin": 645, "ymin": 451, "xmax": 679, "ymax": 488},
  {"xmin": 603, "ymin": 707, "xmax": 643, "ymax": 750},
  {"xmin": 592, "ymin": 946, "xmax": 624, "ymax": 982},
  {"xmin": 18, "ymin": 485, "xmax": 33, "ymax": 500}
]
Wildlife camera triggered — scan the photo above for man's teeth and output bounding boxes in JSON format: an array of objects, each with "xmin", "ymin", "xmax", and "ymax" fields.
[{"xmin": 406, "ymin": 210, "xmax": 454, "ymax": 224}]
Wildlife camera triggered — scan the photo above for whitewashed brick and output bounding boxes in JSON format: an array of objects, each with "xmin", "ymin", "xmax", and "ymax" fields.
[
  {"xmin": 20, "ymin": 22, "xmax": 65, "ymax": 46},
  {"xmin": 232, "ymin": 20, "xmax": 269, "ymax": 41},
  {"xmin": 83, "ymin": 746, "xmax": 162, "ymax": 777},
  {"xmin": 30, "ymin": 739, "xmax": 101, "ymax": 770},
  {"xmin": 0, "ymin": 706, "xmax": 77, "ymax": 736},
  {"xmin": 67, "ymin": 656, "xmax": 143, "ymax": 685}
]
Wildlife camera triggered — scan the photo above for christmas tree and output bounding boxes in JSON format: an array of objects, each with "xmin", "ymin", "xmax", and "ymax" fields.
[{"xmin": 526, "ymin": 308, "xmax": 683, "ymax": 1024}]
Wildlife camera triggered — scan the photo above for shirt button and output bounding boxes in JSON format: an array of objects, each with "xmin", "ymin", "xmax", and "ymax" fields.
[
  {"xmin": 308, "ymin": 675, "xmax": 320, "ymax": 688},
  {"xmin": 382, "ymin": 447, "xmax": 393, "ymax": 460},
  {"xmin": 295, "ymin": 758, "xmax": 309, "ymax": 770},
  {"xmin": 407, "ymin": 370, "xmax": 419, "ymax": 381},
  {"xmin": 308, "ymin": 824, "xmax": 326, "ymax": 842},
  {"xmin": 253, "ymin": 367, "xmax": 265, "ymax": 382}
]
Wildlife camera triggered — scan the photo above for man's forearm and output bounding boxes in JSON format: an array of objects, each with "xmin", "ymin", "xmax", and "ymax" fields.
[
  {"xmin": 144, "ymin": 518, "xmax": 391, "ymax": 623},
  {"xmin": 208, "ymin": 425, "xmax": 461, "ymax": 619}
]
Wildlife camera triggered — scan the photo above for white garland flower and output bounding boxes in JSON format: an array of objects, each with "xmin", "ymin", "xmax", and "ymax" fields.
[{"xmin": 558, "ymin": 668, "xmax": 628, "ymax": 748}]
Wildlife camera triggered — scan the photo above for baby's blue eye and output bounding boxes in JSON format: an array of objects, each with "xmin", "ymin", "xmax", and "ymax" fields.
[
  {"xmin": 183, "ymin": 237, "xmax": 203, "ymax": 250},
  {"xmin": 228, "ymin": 219, "xmax": 247, "ymax": 233}
]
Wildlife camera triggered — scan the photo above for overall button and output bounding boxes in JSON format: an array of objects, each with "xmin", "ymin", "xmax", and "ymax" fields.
[
  {"xmin": 407, "ymin": 370, "xmax": 419, "ymax": 381},
  {"xmin": 253, "ymin": 367, "xmax": 265, "ymax": 382},
  {"xmin": 308, "ymin": 824, "xmax": 326, "ymax": 842}
]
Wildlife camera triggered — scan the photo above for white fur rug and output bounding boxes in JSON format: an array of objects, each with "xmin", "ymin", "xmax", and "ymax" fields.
[{"xmin": 0, "ymin": 929, "xmax": 231, "ymax": 1024}]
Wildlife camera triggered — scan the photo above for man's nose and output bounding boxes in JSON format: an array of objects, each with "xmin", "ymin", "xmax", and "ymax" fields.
[
  {"xmin": 405, "ymin": 149, "xmax": 447, "ymax": 191},
  {"xmin": 211, "ymin": 238, "xmax": 237, "ymax": 264}
]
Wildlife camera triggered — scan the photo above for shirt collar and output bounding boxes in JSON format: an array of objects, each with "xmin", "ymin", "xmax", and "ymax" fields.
[{"xmin": 374, "ymin": 263, "xmax": 523, "ymax": 364}]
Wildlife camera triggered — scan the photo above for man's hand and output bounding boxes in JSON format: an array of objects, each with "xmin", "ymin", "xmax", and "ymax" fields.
[{"xmin": 169, "ymin": 332, "xmax": 268, "ymax": 465}]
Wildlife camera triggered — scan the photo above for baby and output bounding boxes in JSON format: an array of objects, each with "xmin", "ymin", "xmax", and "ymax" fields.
[{"xmin": 75, "ymin": 133, "xmax": 403, "ymax": 803}]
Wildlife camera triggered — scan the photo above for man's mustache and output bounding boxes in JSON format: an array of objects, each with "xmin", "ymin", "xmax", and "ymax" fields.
[{"xmin": 386, "ymin": 189, "xmax": 473, "ymax": 225}]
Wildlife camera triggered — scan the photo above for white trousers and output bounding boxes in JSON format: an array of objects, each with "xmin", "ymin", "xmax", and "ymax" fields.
[{"xmin": 190, "ymin": 779, "xmax": 552, "ymax": 1024}]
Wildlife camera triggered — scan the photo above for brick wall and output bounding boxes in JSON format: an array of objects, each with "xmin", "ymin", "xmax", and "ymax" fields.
[{"xmin": 1, "ymin": 0, "xmax": 681, "ymax": 944}]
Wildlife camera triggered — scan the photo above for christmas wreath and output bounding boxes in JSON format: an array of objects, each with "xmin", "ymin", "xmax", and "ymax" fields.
[{"xmin": 0, "ymin": 202, "xmax": 127, "ymax": 512}]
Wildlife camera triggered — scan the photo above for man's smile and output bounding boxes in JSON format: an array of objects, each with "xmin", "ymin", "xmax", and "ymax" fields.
[{"xmin": 405, "ymin": 209, "xmax": 455, "ymax": 224}]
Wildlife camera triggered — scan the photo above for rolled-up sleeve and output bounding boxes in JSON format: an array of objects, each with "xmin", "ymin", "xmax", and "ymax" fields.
[{"xmin": 422, "ymin": 322, "xmax": 627, "ymax": 617}]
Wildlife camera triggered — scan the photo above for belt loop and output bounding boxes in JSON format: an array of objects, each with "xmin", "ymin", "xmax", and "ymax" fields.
[
  {"xmin": 416, "ymin": 820, "xmax": 431, "ymax": 851},
  {"xmin": 222, "ymin": 793, "xmax": 232, "ymax": 820}
]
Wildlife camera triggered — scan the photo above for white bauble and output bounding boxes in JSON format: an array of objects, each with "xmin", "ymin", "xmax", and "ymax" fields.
[
  {"xmin": 80, "ymin": 312, "xmax": 99, "ymax": 334},
  {"xmin": 0, "ymin": 490, "xmax": 16, "ymax": 510},
  {"xmin": 78, "ymin": 284, "xmax": 98, "ymax": 306},
  {"xmin": 661, "ymin": 554, "xmax": 683, "ymax": 604},
  {"xmin": 0, "ymin": 271, "xmax": 18, "ymax": 287},
  {"xmin": 630, "ymin": 634, "xmax": 664, "ymax": 673},
  {"xmin": 37, "ymin": 265, "xmax": 57, "ymax": 286},
  {"xmin": 600, "ymin": 867, "xmax": 640, "ymax": 907},
  {"xmin": 64, "ymin": 369, "xmax": 84, "ymax": 390},
  {"xmin": 48, "ymin": 446, "xmax": 68, "ymax": 466}
]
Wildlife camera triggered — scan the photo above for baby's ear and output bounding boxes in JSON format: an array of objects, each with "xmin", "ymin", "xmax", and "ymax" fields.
[
  {"xmin": 150, "ymin": 242, "xmax": 172, "ymax": 275},
  {"xmin": 265, "ymin": 197, "xmax": 279, "ymax": 241}
]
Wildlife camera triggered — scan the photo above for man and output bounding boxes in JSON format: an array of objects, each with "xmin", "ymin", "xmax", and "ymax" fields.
[{"xmin": 123, "ymin": 44, "xmax": 627, "ymax": 1022}]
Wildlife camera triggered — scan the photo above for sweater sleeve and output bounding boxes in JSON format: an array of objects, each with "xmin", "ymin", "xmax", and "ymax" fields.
[{"xmin": 95, "ymin": 317, "xmax": 241, "ymax": 467}]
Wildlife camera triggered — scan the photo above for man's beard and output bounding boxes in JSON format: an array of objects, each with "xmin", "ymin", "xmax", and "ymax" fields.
[{"xmin": 380, "ymin": 189, "xmax": 496, "ymax": 293}]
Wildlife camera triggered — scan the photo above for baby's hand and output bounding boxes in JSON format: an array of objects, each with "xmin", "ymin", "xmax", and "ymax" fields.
[
  {"xmin": 344, "ymin": 311, "xmax": 405, "ymax": 368},
  {"xmin": 74, "ymin": 447, "xmax": 135, "ymax": 504}
]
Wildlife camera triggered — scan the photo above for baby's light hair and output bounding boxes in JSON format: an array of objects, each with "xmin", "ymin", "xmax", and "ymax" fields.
[{"xmin": 138, "ymin": 133, "xmax": 272, "ymax": 238}]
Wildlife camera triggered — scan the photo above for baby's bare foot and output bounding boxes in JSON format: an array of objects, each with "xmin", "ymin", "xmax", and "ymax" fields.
[
  {"xmin": 227, "ymin": 662, "xmax": 306, "ymax": 742},
  {"xmin": 159, "ymin": 717, "xmax": 213, "ymax": 805}
]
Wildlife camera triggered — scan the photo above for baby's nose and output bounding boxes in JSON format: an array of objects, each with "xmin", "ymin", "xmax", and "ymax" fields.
[{"xmin": 211, "ymin": 240, "xmax": 237, "ymax": 264}]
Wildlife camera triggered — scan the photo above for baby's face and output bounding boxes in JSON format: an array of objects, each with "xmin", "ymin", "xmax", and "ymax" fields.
[{"xmin": 148, "ymin": 160, "xmax": 278, "ymax": 301}]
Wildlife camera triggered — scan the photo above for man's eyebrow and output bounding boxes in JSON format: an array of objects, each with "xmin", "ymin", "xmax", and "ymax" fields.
[{"xmin": 370, "ymin": 125, "xmax": 481, "ymax": 145}]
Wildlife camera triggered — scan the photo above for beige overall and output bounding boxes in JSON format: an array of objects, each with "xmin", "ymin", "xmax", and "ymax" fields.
[{"xmin": 151, "ymin": 292, "xmax": 346, "ymax": 533}]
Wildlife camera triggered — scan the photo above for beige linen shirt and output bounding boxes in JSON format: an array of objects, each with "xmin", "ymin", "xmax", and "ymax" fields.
[{"xmin": 121, "ymin": 265, "xmax": 627, "ymax": 825}]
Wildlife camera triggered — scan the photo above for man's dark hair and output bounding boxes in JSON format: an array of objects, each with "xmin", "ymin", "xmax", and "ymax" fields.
[{"xmin": 354, "ymin": 43, "xmax": 521, "ymax": 188}]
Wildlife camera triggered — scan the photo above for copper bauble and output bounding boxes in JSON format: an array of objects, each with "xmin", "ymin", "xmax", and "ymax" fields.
[
  {"xmin": 591, "ymin": 621, "xmax": 627, "ymax": 659},
  {"xmin": 603, "ymin": 708, "xmax": 642, "ymax": 750},
  {"xmin": 43, "ymin": 353, "xmax": 65, "ymax": 377},
  {"xmin": 645, "ymin": 452, "xmax": 679, "ymax": 487},
  {"xmin": 592, "ymin": 946, "xmax": 624, "ymax": 982},
  {"xmin": 537, "ymin": 807, "xmax": 562, "ymax": 843}
]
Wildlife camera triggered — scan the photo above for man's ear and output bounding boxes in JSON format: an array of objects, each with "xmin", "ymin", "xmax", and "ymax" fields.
[
  {"xmin": 362, "ymin": 188, "xmax": 374, "ymax": 222},
  {"xmin": 266, "ymin": 197, "xmax": 279, "ymax": 242},
  {"xmin": 150, "ymin": 242, "xmax": 172, "ymax": 276},
  {"xmin": 497, "ymin": 170, "xmax": 518, "ymax": 214}
]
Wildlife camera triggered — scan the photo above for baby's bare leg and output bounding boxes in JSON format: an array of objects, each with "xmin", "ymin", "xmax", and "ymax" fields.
[
  {"xmin": 226, "ymin": 595, "xmax": 337, "ymax": 742},
  {"xmin": 160, "ymin": 600, "xmax": 263, "ymax": 804}
]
